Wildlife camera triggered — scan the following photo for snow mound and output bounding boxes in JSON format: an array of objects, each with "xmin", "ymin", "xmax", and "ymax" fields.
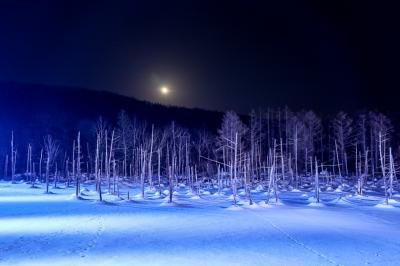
[
  {"xmin": 308, "ymin": 196, "xmax": 324, "ymax": 207},
  {"xmin": 255, "ymin": 185, "xmax": 264, "ymax": 192},
  {"xmin": 258, "ymin": 201, "xmax": 283, "ymax": 208},
  {"xmin": 353, "ymin": 194, "xmax": 365, "ymax": 199},
  {"xmin": 190, "ymin": 195, "xmax": 201, "ymax": 200},
  {"xmin": 375, "ymin": 203, "xmax": 395, "ymax": 209},
  {"xmin": 133, "ymin": 193, "xmax": 145, "ymax": 199},
  {"xmin": 242, "ymin": 202, "xmax": 261, "ymax": 209},
  {"xmin": 308, "ymin": 202, "xmax": 325, "ymax": 207},
  {"xmin": 226, "ymin": 205, "xmax": 243, "ymax": 211},
  {"xmin": 150, "ymin": 193, "xmax": 162, "ymax": 199},
  {"xmin": 258, "ymin": 201, "xmax": 274, "ymax": 208},
  {"xmin": 291, "ymin": 188, "xmax": 301, "ymax": 192},
  {"xmin": 307, "ymin": 196, "xmax": 317, "ymax": 202},
  {"xmin": 67, "ymin": 194, "xmax": 86, "ymax": 200},
  {"xmin": 159, "ymin": 201, "xmax": 177, "ymax": 206},
  {"xmin": 227, "ymin": 194, "xmax": 240, "ymax": 200},
  {"xmin": 145, "ymin": 187, "xmax": 156, "ymax": 193},
  {"xmin": 186, "ymin": 190, "xmax": 195, "ymax": 196},
  {"xmin": 388, "ymin": 199, "xmax": 399, "ymax": 204},
  {"xmin": 263, "ymin": 190, "xmax": 279, "ymax": 195},
  {"xmin": 272, "ymin": 200, "xmax": 284, "ymax": 206},
  {"xmin": 330, "ymin": 197, "xmax": 351, "ymax": 205},
  {"xmin": 202, "ymin": 191, "xmax": 211, "ymax": 195},
  {"xmin": 261, "ymin": 199, "xmax": 284, "ymax": 206}
]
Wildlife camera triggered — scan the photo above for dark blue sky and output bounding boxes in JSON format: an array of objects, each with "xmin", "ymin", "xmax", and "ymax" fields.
[{"xmin": 0, "ymin": 1, "xmax": 399, "ymax": 113}]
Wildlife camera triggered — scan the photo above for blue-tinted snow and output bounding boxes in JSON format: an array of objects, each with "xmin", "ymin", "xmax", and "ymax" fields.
[{"xmin": 0, "ymin": 182, "xmax": 399, "ymax": 266}]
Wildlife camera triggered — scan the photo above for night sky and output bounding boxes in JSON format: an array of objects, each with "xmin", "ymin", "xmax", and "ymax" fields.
[{"xmin": 0, "ymin": 1, "xmax": 399, "ymax": 114}]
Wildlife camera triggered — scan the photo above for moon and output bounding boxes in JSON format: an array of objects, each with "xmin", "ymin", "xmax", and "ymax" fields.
[{"xmin": 160, "ymin": 86, "xmax": 170, "ymax": 95}]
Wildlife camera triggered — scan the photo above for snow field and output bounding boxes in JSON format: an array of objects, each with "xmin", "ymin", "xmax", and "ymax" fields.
[{"xmin": 0, "ymin": 182, "xmax": 400, "ymax": 266}]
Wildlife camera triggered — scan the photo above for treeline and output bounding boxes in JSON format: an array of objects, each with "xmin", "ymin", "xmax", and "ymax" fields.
[{"xmin": 1, "ymin": 108, "xmax": 398, "ymax": 205}]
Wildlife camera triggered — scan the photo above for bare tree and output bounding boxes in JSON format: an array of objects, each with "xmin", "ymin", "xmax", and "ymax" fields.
[
  {"xmin": 217, "ymin": 111, "xmax": 247, "ymax": 205},
  {"xmin": 10, "ymin": 131, "xmax": 17, "ymax": 183},
  {"xmin": 117, "ymin": 110, "xmax": 134, "ymax": 178},
  {"xmin": 314, "ymin": 157, "xmax": 320, "ymax": 203},
  {"xmin": 95, "ymin": 133, "xmax": 102, "ymax": 201},
  {"xmin": 287, "ymin": 115, "xmax": 305, "ymax": 187},
  {"xmin": 43, "ymin": 135, "xmax": 59, "ymax": 194},
  {"xmin": 331, "ymin": 111, "xmax": 353, "ymax": 177}
]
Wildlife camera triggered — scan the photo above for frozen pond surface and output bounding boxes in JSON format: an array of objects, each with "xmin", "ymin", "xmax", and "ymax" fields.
[{"xmin": 1, "ymin": 181, "xmax": 400, "ymax": 266}]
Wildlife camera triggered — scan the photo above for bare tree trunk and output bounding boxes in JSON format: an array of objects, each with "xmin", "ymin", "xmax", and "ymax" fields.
[
  {"xmin": 273, "ymin": 141, "xmax": 279, "ymax": 203},
  {"xmin": 46, "ymin": 156, "xmax": 50, "ymax": 193},
  {"xmin": 294, "ymin": 126, "xmax": 298, "ymax": 187},
  {"xmin": 72, "ymin": 140, "xmax": 76, "ymax": 195},
  {"xmin": 280, "ymin": 138, "xmax": 285, "ymax": 182},
  {"xmin": 315, "ymin": 158, "xmax": 320, "ymax": 203},
  {"xmin": 158, "ymin": 148, "xmax": 162, "ymax": 195},
  {"xmin": 232, "ymin": 133, "xmax": 238, "ymax": 205},
  {"xmin": 355, "ymin": 144, "xmax": 358, "ymax": 180},
  {"xmin": 141, "ymin": 149, "xmax": 146, "ymax": 199},
  {"xmin": 66, "ymin": 159, "xmax": 70, "ymax": 187},
  {"xmin": 75, "ymin": 133, "xmax": 81, "ymax": 197},
  {"xmin": 26, "ymin": 144, "xmax": 30, "ymax": 174},
  {"xmin": 86, "ymin": 142, "xmax": 92, "ymax": 177},
  {"xmin": 195, "ymin": 165, "xmax": 199, "ymax": 195},
  {"xmin": 39, "ymin": 149, "xmax": 43, "ymax": 182},
  {"xmin": 113, "ymin": 158, "xmax": 116, "ymax": 194},
  {"xmin": 335, "ymin": 139, "xmax": 342, "ymax": 178},
  {"xmin": 95, "ymin": 133, "xmax": 102, "ymax": 201},
  {"xmin": 4, "ymin": 155, "xmax": 8, "ymax": 179},
  {"xmin": 244, "ymin": 154, "xmax": 253, "ymax": 205},
  {"xmin": 148, "ymin": 124, "xmax": 154, "ymax": 188},
  {"xmin": 217, "ymin": 165, "xmax": 221, "ymax": 195},
  {"xmin": 168, "ymin": 166, "xmax": 173, "ymax": 203},
  {"xmin": 389, "ymin": 147, "xmax": 394, "ymax": 200},
  {"xmin": 361, "ymin": 149, "xmax": 369, "ymax": 195},
  {"xmin": 53, "ymin": 163, "xmax": 58, "ymax": 188},
  {"xmin": 378, "ymin": 132, "xmax": 388, "ymax": 205},
  {"xmin": 266, "ymin": 162, "xmax": 275, "ymax": 204},
  {"xmin": 44, "ymin": 135, "xmax": 59, "ymax": 194},
  {"xmin": 108, "ymin": 130, "xmax": 115, "ymax": 193},
  {"xmin": 11, "ymin": 131, "xmax": 16, "ymax": 183}
]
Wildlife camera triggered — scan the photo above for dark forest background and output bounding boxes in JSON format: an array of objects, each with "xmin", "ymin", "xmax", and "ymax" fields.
[
  {"xmin": 1, "ymin": 82, "xmax": 400, "ymax": 180},
  {"xmin": 0, "ymin": 82, "xmax": 222, "ymax": 154}
]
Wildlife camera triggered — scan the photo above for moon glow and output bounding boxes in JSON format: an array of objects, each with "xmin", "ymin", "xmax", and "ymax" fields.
[{"xmin": 160, "ymin": 86, "xmax": 170, "ymax": 95}]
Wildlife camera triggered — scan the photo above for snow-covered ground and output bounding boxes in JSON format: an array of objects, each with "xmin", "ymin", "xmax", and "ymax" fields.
[{"xmin": 1, "ymin": 181, "xmax": 400, "ymax": 266}]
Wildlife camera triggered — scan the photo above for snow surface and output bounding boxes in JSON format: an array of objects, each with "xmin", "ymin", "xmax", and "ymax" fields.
[{"xmin": 1, "ymin": 181, "xmax": 400, "ymax": 266}]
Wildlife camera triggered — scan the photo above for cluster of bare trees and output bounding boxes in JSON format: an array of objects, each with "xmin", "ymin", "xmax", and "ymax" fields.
[{"xmin": 1, "ymin": 108, "xmax": 398, "ymax": 205}]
